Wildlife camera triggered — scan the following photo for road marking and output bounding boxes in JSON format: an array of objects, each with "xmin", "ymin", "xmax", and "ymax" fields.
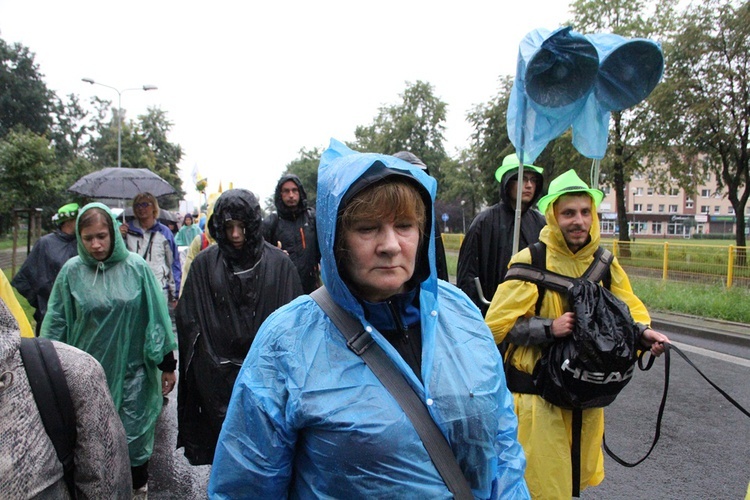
[{"xmin": 673, "ymin": 341, "xmax": 750, "ymax": 368}]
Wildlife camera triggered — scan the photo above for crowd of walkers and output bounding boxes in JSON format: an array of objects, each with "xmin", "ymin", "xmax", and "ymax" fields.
[{"xmin": 1, "ymin": 139, "xmax": 683, "ymax": 499}]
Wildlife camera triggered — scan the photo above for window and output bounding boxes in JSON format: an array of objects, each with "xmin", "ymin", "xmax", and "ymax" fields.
[
  {"xmin": 634, "ymin": 204, "xmax": 643, "ymax": 212},
  {"xmin": 700, "ymin": 205, "xmax": 710, "ymax": 214},
  {"xmin": 600, "ymin": 221, "xmax": 616, "ymax": 234},
  {"xmin": 669, "ymin": 187, "xmax": 680, "ymax": 196},
  {"xmin": 729, "ymin": 206, "xmax": 735, "ymax": 215},
  {"xmin": 658, "ymin": 204, "xmax": 665, "ymax": 213},
  {"xmin": 669, "ymin": 205, "xmax": 679, "ymax": 213},
  {"xmin": 686, "ymin": 199, "xmax": 694, "ymax": 209},
  {"xmin": 646, "ymin": 204, "xmax": 653, "ymax": 212},
  {"xmin": 647, "ymin": 187, "xmax": 654, "ymax": 196},
  {"xmin": 634, "ymin": 187, "xmax": 644, "ymax": 196},
  {"xmin": 651, "ymin": 222, "xmax": 662, "ymax": 234},
  {"xmin": 602, "ymin": 186, "xmax": 611, "ymax": 194},
  {"xmin": 701, "ymin": 189, "xmax": 711, "ymax": 197},
  {"xmin": 714, "ymin": 206, "xmax": 721, "ymax": 213}
]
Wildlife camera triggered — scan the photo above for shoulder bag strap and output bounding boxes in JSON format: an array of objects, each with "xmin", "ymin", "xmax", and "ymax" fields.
[
  {"xmin": 20, "ymin": 337, "xmax": 77, "ymax": 499},
  {"xmin": 310, "ymin": 287, "xmax": 474, "ymax": 500}
]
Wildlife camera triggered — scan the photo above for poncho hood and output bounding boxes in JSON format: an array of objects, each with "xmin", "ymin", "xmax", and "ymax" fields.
[
  {"xmin": 540, "ymin": 192, "xmax": 601, "ymax": 260},
  {"xmin": 208, "ymin": 189, "xmax": 264, "ymax": 269},
  {"xmin": 76, "ymin": 203, "xmax": 130, "ymax": 268},
  {"xmin": 273, "ymin": 173, "xmax": 308, "ymax": 220},
  {"xmin": 317, "ymin": 138, "xmax": 437, "ymax": 317}
]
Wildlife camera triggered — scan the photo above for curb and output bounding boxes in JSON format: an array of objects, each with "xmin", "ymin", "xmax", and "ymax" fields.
[{"xmin": 650, "ymin": 316, "xmax": 750, "ymax": 349}]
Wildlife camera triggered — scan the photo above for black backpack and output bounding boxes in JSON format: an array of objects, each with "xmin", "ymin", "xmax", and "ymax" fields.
[
  {"xmin": 20, "ymin": 337, "xmax": 77, "ymax": 499},
  {"xmin": 504, "ymin": 242, "xmax": 641, "ymax": 410}
]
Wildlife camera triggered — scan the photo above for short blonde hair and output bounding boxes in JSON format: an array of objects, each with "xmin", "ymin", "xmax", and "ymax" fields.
[{"xmin": 133, "ymin": 192, "xmax": 160, "ymax": 219}]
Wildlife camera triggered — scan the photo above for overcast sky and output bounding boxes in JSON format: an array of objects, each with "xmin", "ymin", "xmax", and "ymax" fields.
[{"xmin": 0, "ymin": 0, "xmax": 571, "ymax": 205}]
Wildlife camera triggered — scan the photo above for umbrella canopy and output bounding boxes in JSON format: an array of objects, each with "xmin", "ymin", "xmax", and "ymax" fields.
[{"xmin": 69, "ymin": 167, "xmax": 176, "ymax": 199}]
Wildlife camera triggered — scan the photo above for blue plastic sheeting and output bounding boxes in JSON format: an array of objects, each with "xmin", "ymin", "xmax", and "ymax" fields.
[
  {"xmin": 572, "ymin": 34, "xmax": 664, "ymax": 159},
  {"xmin": 507, "ymin": 27, "xmax": 598, "ymax": 163}
]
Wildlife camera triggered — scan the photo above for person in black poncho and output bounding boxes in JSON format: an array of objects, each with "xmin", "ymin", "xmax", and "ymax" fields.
[{"xmin": 175, "ymin": 188, "xmax": 303, "ymax": 465}]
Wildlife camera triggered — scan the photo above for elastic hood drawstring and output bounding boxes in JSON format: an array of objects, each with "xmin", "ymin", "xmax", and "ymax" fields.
[{"xmin": 92, "ymin": 261, "xmax": 106, "ymax": 287}]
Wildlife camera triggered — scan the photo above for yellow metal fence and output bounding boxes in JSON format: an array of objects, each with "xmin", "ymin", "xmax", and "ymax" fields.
[{"xmin": 604, "ymin": 241, "xmax": 750, "ymax": 288}]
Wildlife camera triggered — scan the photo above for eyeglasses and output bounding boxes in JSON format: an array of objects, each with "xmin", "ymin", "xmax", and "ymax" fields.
[
  {"xmin": 521, "ymin": 176, "xmax": 538, "ymax": 185},
  {"xmin": 134, "ymin": 202, "xmax": 153, "ymax": 209}
]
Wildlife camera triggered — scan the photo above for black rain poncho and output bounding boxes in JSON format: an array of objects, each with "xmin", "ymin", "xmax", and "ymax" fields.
[
  {"xmin": 11, "ymin": 230, "xmax": 78, "ymax": 330},
  {"xmin": 456, "ymin": 167, "xmax": 545, "ymax": 314},
  {"xmin": 175, "ymin": 189, "xmax": 303, "ymax": 465}
]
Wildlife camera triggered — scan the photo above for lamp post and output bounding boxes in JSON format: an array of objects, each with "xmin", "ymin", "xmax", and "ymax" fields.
[
  {"xmin": 461, "ymin": 200, "xmax": 466, "ymax": 234},
  {"xmin": 81, "ymin": 78, "xmax": 158, "ymax": 169}
]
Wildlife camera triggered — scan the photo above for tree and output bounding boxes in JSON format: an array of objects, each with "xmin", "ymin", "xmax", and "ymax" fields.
[
  {"xmin": 0, "ymin": 128, "xmax": 59, "ymax": 232},
  {"xmin": 569, "ymin": 0, "xmax": 678, "ymax": 243},
  {"xmin": 0, "ymin": 38, "xmax": 53, "ymax": 139},
  {"xmin": 651, "ymin": 0, "xmax": 749, "ymax": 248},
  {"xmin": 353, "ymin": 81, "xmax": 448, "ymax": 185}
]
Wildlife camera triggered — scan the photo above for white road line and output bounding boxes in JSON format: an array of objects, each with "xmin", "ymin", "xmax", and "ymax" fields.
[{"xmin": 673, "ymin": 341, "xmax": 750, "ymax": 368}]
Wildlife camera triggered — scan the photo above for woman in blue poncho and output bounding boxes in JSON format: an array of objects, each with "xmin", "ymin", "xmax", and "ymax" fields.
[
  {"xmin": 42, "ymin": 203, "xmax": 177, "ymax": 498},
  {"xmin": 208, "ymin": 140, "xmax": 530, "ymax": 499}
]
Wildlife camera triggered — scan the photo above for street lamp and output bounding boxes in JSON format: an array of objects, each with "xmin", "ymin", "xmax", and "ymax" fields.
[
  {"xmin": 461, "ymin": 200, "xmax": 466, "ymax": 234},
  {"xmin": 81, "ymin": 78, "xmax": 158, "ymax": 169}
]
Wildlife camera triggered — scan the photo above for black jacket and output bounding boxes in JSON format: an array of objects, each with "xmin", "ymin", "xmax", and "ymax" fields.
[
  {"xmin": 175, "ymin": 189, "xmax": 303, "ymax": 465},
  {"xmin": 12, "ymin": 230, "xmax": 78, "ymax": 332},
  {"xmin": 263, "ymin": 174, "xmax": 321, "ymax": 294},
  {"xmin": 456, "ymin": 169, "xmax": 545, "ymax": 315}
]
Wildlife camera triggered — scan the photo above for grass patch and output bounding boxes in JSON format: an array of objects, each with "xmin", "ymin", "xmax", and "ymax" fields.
[{"xmin": 631, "ymin": 278, "xmax": 750, "ymax": 323}]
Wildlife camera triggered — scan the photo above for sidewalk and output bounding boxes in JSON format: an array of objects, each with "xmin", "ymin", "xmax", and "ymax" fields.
[{"xmin": 650, "ymin": 311, "xmax": 750, "ymax": 348}]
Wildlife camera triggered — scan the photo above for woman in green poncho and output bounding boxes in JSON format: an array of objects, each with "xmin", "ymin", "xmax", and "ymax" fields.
[
  {"xmin": 175, "ymin": 213, "xmax": 202, "ymax": 246},
  {"xmin": 41, "ymin": 203, "xmax": 177, "ymax": 498}
]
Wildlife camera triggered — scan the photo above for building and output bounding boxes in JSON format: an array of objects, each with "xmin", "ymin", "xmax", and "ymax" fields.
[{"xmin": 599, "ymin": 170, "xmax": 750, "ymax": 238}]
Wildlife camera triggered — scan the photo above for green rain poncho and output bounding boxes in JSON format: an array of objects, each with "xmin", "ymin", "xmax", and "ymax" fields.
[{"xmin": 42, "ymin": 203, "xmax": 177, "ymax": 466}]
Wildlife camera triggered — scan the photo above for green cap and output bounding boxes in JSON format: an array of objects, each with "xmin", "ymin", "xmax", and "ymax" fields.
[
  {"xmin": 494, "ymin": 153, "xmax": 543, "ymax": 184},
  {"xmin": 52, "ymin": 203, "xmax": 80, "ymax": 225},
  {"xmin": 536, "ymin": 169, "xmax": 604, "ymax": 215}
]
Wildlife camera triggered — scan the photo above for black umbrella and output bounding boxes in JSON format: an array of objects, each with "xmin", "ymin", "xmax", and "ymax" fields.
[{"xmin": 69, "ymin": 167, "xmax": 176, "ymax": 199}]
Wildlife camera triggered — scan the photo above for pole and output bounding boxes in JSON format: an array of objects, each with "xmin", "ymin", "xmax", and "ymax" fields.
[{"xmin": 81, "ymin": 79, "xmax": 157, "ymax": 169}]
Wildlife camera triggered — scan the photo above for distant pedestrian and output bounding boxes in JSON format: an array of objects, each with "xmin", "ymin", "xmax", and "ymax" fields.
[
  {"xmin": 176, "ymin": 189, "xmax": 302, "ymax": 465},
  {"xmin": 175, "ymin": 213, "xmax": 202, "ymax": 247},
  {"xmin": 120, "ymin": 192, "xmax": 182, "ymax": 302},
  {"xmin": 263, "ymin": 174, "xmax": 321, "ymax": 294},
  {"xmin": 457, "ymin": 153, "xmax": 545, "ymax": 314},
  {"xmin": 42, "ymin": 203, "xmax": 178, "ymax": 498},
  {"xmin": 12, "ymin": 203, "xmax": 79, "ymax": 335}
]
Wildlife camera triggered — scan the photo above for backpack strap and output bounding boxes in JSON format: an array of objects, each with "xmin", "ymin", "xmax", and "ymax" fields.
[{"xmin": 20, "ymin": 337, "xmax": 77, "ymax": 499}]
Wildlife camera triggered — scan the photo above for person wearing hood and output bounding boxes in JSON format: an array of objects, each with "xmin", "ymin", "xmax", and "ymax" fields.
[
  {"xmin": 456, "ymin": 154, "xmax": 545, "ymax": 315},
  {"xmin": 12, "ymin": 203, "xmax": 79, "ymax": 335},
  {"xmin": 41, "ymin": 203, "xmax": 178, "ymax": 498},
  {"xmin": 175, "ymin": 189, "xmax": 302, "ymax": 466},
  {"xmin": 484, "ymin": 170, "xmax": 669, "ymax": 498},
  {"xmin": 208, "ymin": 140, "xmax": 529, "ymax": 498},
  {"xmin": 175, "ymin": 213, "xmax": 202, "ymax": 247},
  {"xmin": 263, "ymin": 173, "xmax": 321, "ymax": 294},
  {"xmin": 120, "ymin": 192, "xmax": 182, "ymax": 302}
]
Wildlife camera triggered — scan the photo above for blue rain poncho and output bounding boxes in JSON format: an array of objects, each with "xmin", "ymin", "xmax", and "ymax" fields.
[
  {"xmin": 208, "ymin": 140, "xmax": 529, "ymax": 499},
  {"xmin": 41, "ymin": 203, "xmax": 177, "ymax": 466}
]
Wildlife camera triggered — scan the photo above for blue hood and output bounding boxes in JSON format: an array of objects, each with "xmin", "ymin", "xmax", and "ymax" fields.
[{"xmin": 317, "ymin": 138, "xmax": 438, "ymax": 318}]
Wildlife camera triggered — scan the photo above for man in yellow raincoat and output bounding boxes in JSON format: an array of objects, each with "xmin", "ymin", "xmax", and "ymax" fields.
[{"xmin": 485, "ymin": 170, "xmax": 669, "ymax": 498}]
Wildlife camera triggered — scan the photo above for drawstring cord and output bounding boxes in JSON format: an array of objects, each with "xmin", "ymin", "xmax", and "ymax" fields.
[{"xmin": 92, "ymin": 261, "xmax": 106, "ymax": 287}]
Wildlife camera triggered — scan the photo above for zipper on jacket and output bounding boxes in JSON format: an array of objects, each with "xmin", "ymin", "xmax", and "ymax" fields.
[{"xmin": 386, "ymin": 300, "xmax": 409, "ymax": 344}]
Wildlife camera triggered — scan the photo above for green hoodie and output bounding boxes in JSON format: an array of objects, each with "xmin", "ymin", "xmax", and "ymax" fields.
[{"xmin": 41, "ymin": 202, "xmax": 177, "ymax": 466}]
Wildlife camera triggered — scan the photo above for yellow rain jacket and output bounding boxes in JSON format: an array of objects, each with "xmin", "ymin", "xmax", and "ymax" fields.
[
  {"xmin": 1, "ymin": 270, "xmax": 33, "ymax": 338},
  {"xmin": 485, "ymin": 204, "xmax": 651, "ymax": 499}
]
